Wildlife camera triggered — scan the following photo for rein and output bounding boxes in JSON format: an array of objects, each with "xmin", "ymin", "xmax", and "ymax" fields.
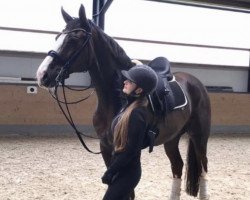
[
  {"xmin": 48, "ymin": 28, "xmax": 101, "ymax": 154},
  {"xmin": 51, "ymin": 81, "xmax": 101, "ymax": 154},
  {"xmin": 49, "ymin": 83, "xmax": 95, "ymax": 105}
]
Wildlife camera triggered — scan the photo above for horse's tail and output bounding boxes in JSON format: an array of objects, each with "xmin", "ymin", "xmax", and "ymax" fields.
[
  {"xmin": 185, "ymin": 138, "xmax": 201, "ymax": 196},
  {"xmin": 184, "ymin": 72, "xmax": 211, "ymax": 197}
]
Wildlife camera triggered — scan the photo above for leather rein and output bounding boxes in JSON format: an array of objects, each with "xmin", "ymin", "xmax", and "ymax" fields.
[{"xmin": 47, "ymin": 28, "xmax": 101, "ymax": 154}]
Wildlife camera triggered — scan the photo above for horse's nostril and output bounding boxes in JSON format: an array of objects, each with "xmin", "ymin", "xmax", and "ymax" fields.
[
  {"xmin": 43, "ymin": 72, "xmax": 48, "ymax": 79},
  {"xmin": 40, "ymin": 72, "xmax": 51, "ymax": 87},
  {"xmin": 43, "ymin": 72, "xmax": 52, "ymax": 83}
]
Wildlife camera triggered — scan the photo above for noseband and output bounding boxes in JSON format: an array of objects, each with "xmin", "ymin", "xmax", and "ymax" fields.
[{"xmin": 48, "ymin": 28, "xmax": 92, "ymax": 84}]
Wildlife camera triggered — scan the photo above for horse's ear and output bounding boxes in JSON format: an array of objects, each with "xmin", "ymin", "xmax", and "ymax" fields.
[
  {"xmin": 61, "ymin": 7, "xmax": 73, "ymax": 23},
  {"xmin": 79, "ymin": 4, "xmax": 90, "ymax": 30}
]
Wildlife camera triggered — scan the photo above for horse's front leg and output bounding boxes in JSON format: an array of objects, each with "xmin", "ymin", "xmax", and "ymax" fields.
[{"xmin": 100, "ymin": 135, "xmax": 113, "ymax": 167}]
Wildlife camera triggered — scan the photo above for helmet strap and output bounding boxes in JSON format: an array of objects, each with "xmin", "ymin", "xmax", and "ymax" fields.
[{"xmin": 128, "ymin": 86, "xmax": 144, "ymax": 97}]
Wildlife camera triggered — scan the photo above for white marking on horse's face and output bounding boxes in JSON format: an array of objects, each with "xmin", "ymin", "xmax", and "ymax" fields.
[{"xmin": 36, "ymin": 34, "xmax": 67, "ymax": 87}]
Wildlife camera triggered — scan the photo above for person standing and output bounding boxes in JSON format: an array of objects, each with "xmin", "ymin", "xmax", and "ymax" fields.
[{"xmin": 102, "ymin": 65, "xmax": 158, "ymax": 200}]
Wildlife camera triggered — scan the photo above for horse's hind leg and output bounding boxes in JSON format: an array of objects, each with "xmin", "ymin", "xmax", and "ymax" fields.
[
  {"xmin": 191, "ymin": 133, "xmax": 209, "ymax": 200},
  {"xmin": 187, "ymin": 113, "xmax": 210, "ymax": 200},
  {"xmin": 164, "ymin": 134, "xmax": 184, "ymax": 200},
  {"xmin": 187, "ymin": 133, "xmax": 209, "ymax": 200},
  {"xmin": 199, "ymin": 165, "xmax": 209, "ymax": 200}
]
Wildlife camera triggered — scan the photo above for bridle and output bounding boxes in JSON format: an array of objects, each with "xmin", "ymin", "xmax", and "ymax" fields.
[
  {"xmin": 47, "ymin": 27, "xmax": 101, "ymax": 154},
  {"xmin": 48, "ymin": 28, "xmax": 92, "ymax": 82}
]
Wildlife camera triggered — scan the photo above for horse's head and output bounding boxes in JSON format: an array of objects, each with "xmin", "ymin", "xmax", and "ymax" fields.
[{"xmin": 36, "ymin": 5, "xmax": 92, "ymax": 88}]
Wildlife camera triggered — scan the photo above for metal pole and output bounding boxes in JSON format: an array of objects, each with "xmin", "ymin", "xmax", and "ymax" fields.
[
  {"xmin": 92, "ymin": 0, "xmax": 113, "ymax": 30},
  {"xmin": 99, "ymin": 0, "xmax": 105, "ymax": 30},
  {"xmin": 248, "ymin": 50, "xmax": 250, "ymax": 92},
  {"xmin": 92, "ymin": 0, "xmax": 99, "ymax": 26}
]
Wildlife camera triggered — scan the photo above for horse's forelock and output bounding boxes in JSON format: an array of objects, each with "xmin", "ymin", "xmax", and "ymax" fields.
[{"xmin": 65, "ymin": 18, "xmax": 82, "ymax": 31}]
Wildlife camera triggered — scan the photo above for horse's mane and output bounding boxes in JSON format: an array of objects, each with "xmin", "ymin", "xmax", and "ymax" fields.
[
  {"xmin": 88, "ymin": 20, "xmax": 133, "ymax": 70},
  {"xmin": 64, "ymin": 17, "xmax": 132, "ymax": 71}
]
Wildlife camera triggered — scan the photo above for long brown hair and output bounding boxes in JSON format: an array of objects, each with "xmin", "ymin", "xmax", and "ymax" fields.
[{"xmin": 113, "ymin": 97, "xmax": 148, "ymax": 152}]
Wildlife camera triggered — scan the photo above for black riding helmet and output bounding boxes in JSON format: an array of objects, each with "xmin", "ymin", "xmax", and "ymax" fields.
[{"xmin": 121, "ymin": 65, "xmax": 158, "ymax": 95}]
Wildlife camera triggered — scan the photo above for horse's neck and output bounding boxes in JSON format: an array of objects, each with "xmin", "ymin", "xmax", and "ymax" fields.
[
  {"xmin": 88, "ymin": 64, "xmax": 111, "ymax": 106},
  {"xmin": 88, "ymin": 29, "xmax": 132, "ymax": 132},
  {"xmin": 89, "ymin": 30, "xmax": 132, "ymax": 134},
  {"xmin": 90, "ymin": 28, "xmax": 132, "ymax": 106},
  {"xmin": 92, "ymin": 27, "xmax": 132, "ymax": 71},
  {"xmin": 88, "ymin": 61, "xmax": 120, "ymax": 135}
]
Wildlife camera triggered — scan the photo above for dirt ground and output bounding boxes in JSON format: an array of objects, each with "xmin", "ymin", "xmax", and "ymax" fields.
[{"xmin": 0, "ymin": 133, "xmax": 249, "ymax": 200}]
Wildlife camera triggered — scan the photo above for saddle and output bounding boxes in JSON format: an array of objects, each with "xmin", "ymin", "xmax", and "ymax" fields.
[
  {"xmin": 148, "ymin": 57, "xmax": 187, "ymax": 116},
  {"xmin": 110, "ymin": 57, "xmax": 188, "ymax": 153}
]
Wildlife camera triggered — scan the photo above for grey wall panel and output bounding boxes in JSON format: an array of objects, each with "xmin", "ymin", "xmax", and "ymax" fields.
[
  {"xmin": 172, "ymin": 64, "xmax": 248, "ymax": 92},
  {"xmin": 0, "ymin": 52, "xmax": 91, "ymax": 86},
  {"xmin": 0, "ymin": 51, "xmax": 248, "ymax": 91},
  {"xmin": 0, "ymin": 54, "xmax": 37, "ymax": 78}
]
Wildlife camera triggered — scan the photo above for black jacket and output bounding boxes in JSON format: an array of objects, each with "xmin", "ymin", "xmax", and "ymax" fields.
[{"xmin": 107, "ymin": 105, "xmax": 149, "ymax": 175}]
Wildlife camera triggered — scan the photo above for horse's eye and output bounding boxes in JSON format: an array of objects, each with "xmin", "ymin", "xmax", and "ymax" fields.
[
  {"xmin": 67, "ymin": 35, "xmax": 79, "ymax": 43},
  {"xmin": 73, "ymin": 30, "xmax": 86, "ymax": 39},
  {"xmin": 71, "ymin": 34, "xmax": 80, "ymax": 39}
]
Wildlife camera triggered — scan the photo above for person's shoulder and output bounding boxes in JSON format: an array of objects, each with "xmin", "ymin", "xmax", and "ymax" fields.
[
  {"xmin": 132, "ymin": 106, "xmax": 147, "ymax": 113},
  {"xmin": 130, "ymin": 106, "xmax": 148, "ymax": 119},
  {"xmin": 128, "ymin": 107, "xmax": 149, "ymax": 130}
]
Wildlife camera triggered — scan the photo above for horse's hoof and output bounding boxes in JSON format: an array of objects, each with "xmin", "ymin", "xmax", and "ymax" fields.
[
  {"xmin": 199, "ymin": 195, "xmax": 210, "ymax": 200},
  {"xmin": 169, "ymin": 195, "xmax": 180, "ymax": 200}
]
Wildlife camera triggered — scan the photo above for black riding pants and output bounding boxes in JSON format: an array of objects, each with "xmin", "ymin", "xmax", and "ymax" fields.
[{"xmin": 102, "ymin": 165, "xmax": 141, "ymax": 200}]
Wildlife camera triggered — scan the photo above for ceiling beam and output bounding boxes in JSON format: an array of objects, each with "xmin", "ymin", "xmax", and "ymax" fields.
[{"xmin": 147, "ymin": 0, "xmax": 250, "ymax": 13}]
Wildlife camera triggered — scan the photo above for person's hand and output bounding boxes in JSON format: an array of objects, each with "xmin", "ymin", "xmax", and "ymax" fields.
[{"xmin": 101, "ymin": 171, "xmax": 115, "ymax": 185}]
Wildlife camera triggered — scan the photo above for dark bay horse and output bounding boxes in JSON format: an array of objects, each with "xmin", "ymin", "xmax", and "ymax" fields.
[{"xmin": 36, "ymin": 5, "xmax": 211, "ymax": 200}]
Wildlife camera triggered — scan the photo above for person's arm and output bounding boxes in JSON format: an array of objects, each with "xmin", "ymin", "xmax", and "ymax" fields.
[{"xmin": 106, "ymin": 108, "xmax": 147, "ymax": 174}]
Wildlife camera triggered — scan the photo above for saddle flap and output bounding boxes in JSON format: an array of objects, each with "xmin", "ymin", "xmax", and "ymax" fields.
[{"xmin": 150, "ymin": 76, "xmax": 188, "ymax": 116}]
